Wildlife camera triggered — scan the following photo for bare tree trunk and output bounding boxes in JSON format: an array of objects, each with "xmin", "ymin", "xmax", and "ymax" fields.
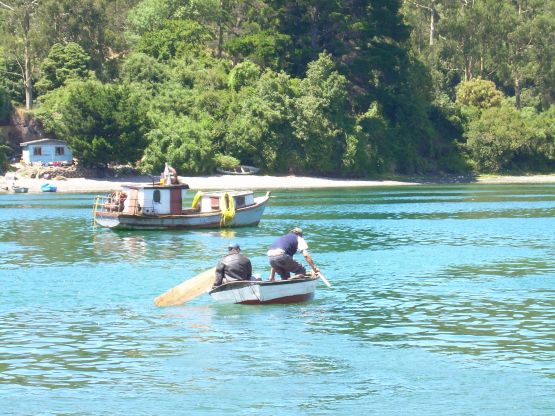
[
  {"xmin": 465, "ymin": 55, "xmax": 473, "ymax": 81},
  {"xmin": 429, "ymin": 1, "xmax": 436, "ymax": 46},
  {"xmin": 23, "ymin": 6, "xmax": 33, "ymax": 110},
  {"xmin": 515, "ymin": 77, "xmax": 521, "ymax": 109},
  {"xmin": 308, "ymin": 5, "xmax": 320, "ymax": 52},
  {"xmin": 217, "ymin": 23, "xmax": 224, "ymax": 59},
  {"xmin": 23, "ymin": 35, "xmax": 33, "ymax": 109}
]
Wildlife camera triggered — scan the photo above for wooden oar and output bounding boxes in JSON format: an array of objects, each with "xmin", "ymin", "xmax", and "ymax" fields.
[
  {"xmin": 317, "ymin": 272, "xmax": 332, "ymax": 288},
  {"xmin": 154, "ymin": 267, "xmax": 216, "ymax": 307}
]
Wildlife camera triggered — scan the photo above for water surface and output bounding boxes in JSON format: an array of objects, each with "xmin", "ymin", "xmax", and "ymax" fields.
[{"xmin": 1, "ymin": 185, "xmax": 554, "ymax": 415}]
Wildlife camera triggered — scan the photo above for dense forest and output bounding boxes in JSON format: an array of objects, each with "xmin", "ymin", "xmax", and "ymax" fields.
[{"xmin": 1, "ymin": 0, "xmax": 554, "ymax": 177}]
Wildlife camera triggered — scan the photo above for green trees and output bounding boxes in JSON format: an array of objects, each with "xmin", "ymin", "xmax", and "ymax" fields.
[
  {"xmin": 292, "ymin": 54, "xmax": 350, "ymax": 174},
  {"xmin": 35, "ymin": 80, "xmax": 150, "ymax": 167},
  {"xmin": 465, "ymin": 105, "xmax": 532, "ymax": 172},
  {"xmin": 225, "ymin": 70, "xmax": 296, "ymax": 172},
  {"xmin": 1, "ymin": 0, "xmax": 553, "ymax": 176},
  {"xmin": 35, "ymin": 42, "xmax": 94, "ymax": 94},
  {"xmin": 136, "ymin": 20, "xmax": 211, "ymax": 62},
  {"xmin": 0, "ymin": 0, "xmax": 42, "ymax": 109},
  {"xmin": 0, "ymin": 86, "xmax": 12, "ymax": 123}
]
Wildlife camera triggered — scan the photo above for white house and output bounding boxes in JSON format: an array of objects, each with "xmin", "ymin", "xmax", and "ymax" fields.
[{"xmin": 20, "ymin": 139, "xmax": 73, "ymax": 165}]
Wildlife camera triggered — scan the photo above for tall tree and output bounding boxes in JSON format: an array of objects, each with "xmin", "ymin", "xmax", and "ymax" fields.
[
  {"xmin": 35, "ymin": 42, "xmax": 93, "ymax": 94},
  {"xmin": 494, "ymin": 0, "xmax": 555, "ymax": 109},
  {"xmin": 39, "ymin": 0, "xmax": 137, "ymax": 79},
  {"xmin": 0, "ymin": 0, "xmax": 41, "ymax": 109}
]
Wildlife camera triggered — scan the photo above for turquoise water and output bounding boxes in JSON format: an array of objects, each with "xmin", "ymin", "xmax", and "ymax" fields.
[{"xmin": 1, "ymin": 185, "xmax": 555, "ymax": 415}]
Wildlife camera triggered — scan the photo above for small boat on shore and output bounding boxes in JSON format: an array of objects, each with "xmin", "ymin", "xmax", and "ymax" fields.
[
  {"xmin": 216, "ymin": 165, "xmax": 260, "ymax": 175},
  {"xmin": 209, "ymin": 276, "xmax": 319, "ymax": 304},
  {"xmin": 12, "ymin": 185, "xmax": 29, "ymax": 193},
  {"xmin": 41, "ymin": 183, "xmax": 57, "ymax": 192},
  {"xmin": 93, "ymin": 181, "xmax": 271, "ymax": 230}
]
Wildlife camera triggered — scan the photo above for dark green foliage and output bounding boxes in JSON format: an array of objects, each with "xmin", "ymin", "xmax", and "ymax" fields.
[
  {"xmin": 0, "ymin": 55, "xmax": 23, "ymax": 105},
  {"xmin": 228, "ymin": 61, "xmax": 261, "ymax": 91},
  {"xmin": 34, "ymin": 80, "xmax": 150, "ymax": 167},
  {"xmin": 292, "ymin": 53, "xmax": 351, "ymax": 174},
  {"xmin": 0, "ymin": 131, "xmax": 9, "ymax": 171},
  {"xmin": 226, "ymin": 30, "xmax": 290, "ymax": 70},
  {"xmin": 224, "ymin": 70, "xmax": 297, "ymax": 173},
  {"xmin": 141, "ymin": 114, "xmax": 215, "ymax": 175},
  {"xmin": 1, "ymin": 0, "xmax": 551, "ymax": 176},
  {"xmin": 35, "ymin": 43, "xmax": 94, "ymax": 95},
  {"xmin": 120, "ymin": 52, "xmax": 170, "ymax": 85},
  {"xmin": 0, "ymin": 87, "xmax": 12, "ymax": 124},
  {"xmin": 465, "ymin": 105, "xmax": 535, "ymax": 172},
  {"xmin": 137, "ymin": 19, "xmax": 212, "ymax": 62}
]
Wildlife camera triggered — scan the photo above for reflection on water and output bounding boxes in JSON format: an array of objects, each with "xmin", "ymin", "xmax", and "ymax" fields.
[{"xmin": 1, "ymin": 186, "xmax": 555, "ymax": 414}]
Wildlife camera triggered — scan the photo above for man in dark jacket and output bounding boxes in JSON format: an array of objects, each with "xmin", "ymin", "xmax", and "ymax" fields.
[
  {"xmin": 267, "ymin": 227, "xmax": 320, "ymax": 280},
  {"xmin": 213, "ymin": 243, "xmax": 253, "ymax": 288}
]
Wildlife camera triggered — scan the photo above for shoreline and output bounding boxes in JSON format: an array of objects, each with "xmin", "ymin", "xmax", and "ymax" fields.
[{"xmin": 2, "ymin": 173, "xmax": 555, "ymax": 194}]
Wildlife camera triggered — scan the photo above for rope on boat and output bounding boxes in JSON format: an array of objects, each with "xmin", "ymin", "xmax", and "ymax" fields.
[
  {"xmin": 92, "ymin": 196, "xmax": 99, "ymax": 227},
  {"xmin": 220, "ymin": 192, "xmax": 235, "ymax": 226}
]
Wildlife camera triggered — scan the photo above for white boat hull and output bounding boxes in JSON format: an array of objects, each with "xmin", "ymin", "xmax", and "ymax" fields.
[
  {"xmin": 94, "ymin": 194, "xmax": 270, "ymax": 230},
  {"xmin": 209, "ymin": 277, "xmax": 318, "ymax": 304}
]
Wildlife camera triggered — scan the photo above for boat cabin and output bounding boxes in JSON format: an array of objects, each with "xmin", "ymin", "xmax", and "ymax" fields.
[
  {"xmin": 116, "ymin": 183, "xmax": 190, "ymax": 215},
  {"xmin": 99, "ymin": 184, "xmax": 257, "ymax": 217},
  {"xmin": 199, "ymin": 191, "xmax": 255, "ymax": 212}
]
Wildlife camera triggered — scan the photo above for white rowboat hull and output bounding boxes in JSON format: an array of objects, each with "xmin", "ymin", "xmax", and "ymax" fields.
[{"xmin": 209, "ymin": 277, "xmax": 318, "ymax": 305}]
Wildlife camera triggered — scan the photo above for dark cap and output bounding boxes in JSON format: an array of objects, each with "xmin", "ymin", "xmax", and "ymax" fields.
[
  {"xmin": 290, "ymin": 227, "xmax": 303, "ymax": 237},
  {"xmin": 228, "ymin": 242, "xmax": 240, "ymax": 251}
]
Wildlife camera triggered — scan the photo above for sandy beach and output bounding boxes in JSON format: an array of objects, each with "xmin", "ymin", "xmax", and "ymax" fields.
[{"xmin": 2, "ymin": 173, "xmax": 555, "ymax": 194}]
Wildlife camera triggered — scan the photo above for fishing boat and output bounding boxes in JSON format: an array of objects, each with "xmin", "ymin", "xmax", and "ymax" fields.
[
  {"xmin": 93, "ymin": 181, "xmax": 271, "ymax": 230},
  {"xmin": 41, "ymin": 183, "xmax": 57, "ymax": 192},
  {"xmin": 216, "ymin": 165, "xmax": 260, "ymax": 175},
  {"xmin": 208, "ymin": 275, "xmax": 320, "ymax": 304}
]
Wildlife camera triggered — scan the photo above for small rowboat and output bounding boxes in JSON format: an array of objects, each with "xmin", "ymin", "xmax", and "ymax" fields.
[
  {"xmin": 41, "ymin": 183, "xmax": 57, "ymax": 192},
  {"xmin": 12, "ymin": 185, "xmax": 29, "ymax": 193},
  {"xmin": 216, "ymin": 165, "xmax": 260, "ymax": 175},
  {"xmin": 208, "ymin": 276, "xmax": 319, "ymax": 304}
]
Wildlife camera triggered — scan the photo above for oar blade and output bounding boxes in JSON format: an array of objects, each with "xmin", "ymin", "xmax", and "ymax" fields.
[
  {"xmin": 317, "ymin": 272, "xmax": 332, "ymax": 288},
  {"xmin": 154, "ymin": 267, "xmax": 216, "ymax": 307}
]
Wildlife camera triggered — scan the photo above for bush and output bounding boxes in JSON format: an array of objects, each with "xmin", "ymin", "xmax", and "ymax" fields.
[
  {"xmin": 214, "ymin": 154, "xmax": 240, "ymax": 170},
  {"xmin": 465, "ymin": 105, "xmax": 534, "ymax": 172},
  {"xmin": 456, "ymin": 78, "xmax": 503, "ymax": 110}
]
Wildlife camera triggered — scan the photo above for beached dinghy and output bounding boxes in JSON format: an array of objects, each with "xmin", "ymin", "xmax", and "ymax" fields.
[
  {"xmin": 216, "ymin": 165, "xmax": 260, "ymax": 175},
  {"xmin": 208, "ymin": 275, "xmax": 320, "ymax": 305},
  {"xmin": 93, "ymin": 181, "xmax": 271, "ymax": 230},
  {"xmin": 12, "ymin": 185, "xmax": 29, "ymax": 193},
  {"xmin": 41, "ymin": 183, "xmax": 57, "ymax": 192}
]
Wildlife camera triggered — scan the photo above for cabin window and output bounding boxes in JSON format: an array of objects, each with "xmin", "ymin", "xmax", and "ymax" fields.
[
  {"xmin": 153, "ymin": 190, "xmax": 161, "ymax": 203},
  {"xmin": 210, "ymin": 197, "xmax": 219, "ymax": 209},
  {"xmin": 235, "ymin": 195, "xmax": 245, "ymax": 207},
  {"xmin": 33, "ymin": 147, "xmax": 42, "ymax": 156},
  {"xmin": 55, "ymin": 146, "xmax": 65, "ymax": 155}
]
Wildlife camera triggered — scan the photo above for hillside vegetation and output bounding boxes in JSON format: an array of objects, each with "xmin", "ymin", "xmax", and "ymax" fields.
[{"xmin": 1, "ymin": 0, "xmax": 554, "ymax": 177}]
